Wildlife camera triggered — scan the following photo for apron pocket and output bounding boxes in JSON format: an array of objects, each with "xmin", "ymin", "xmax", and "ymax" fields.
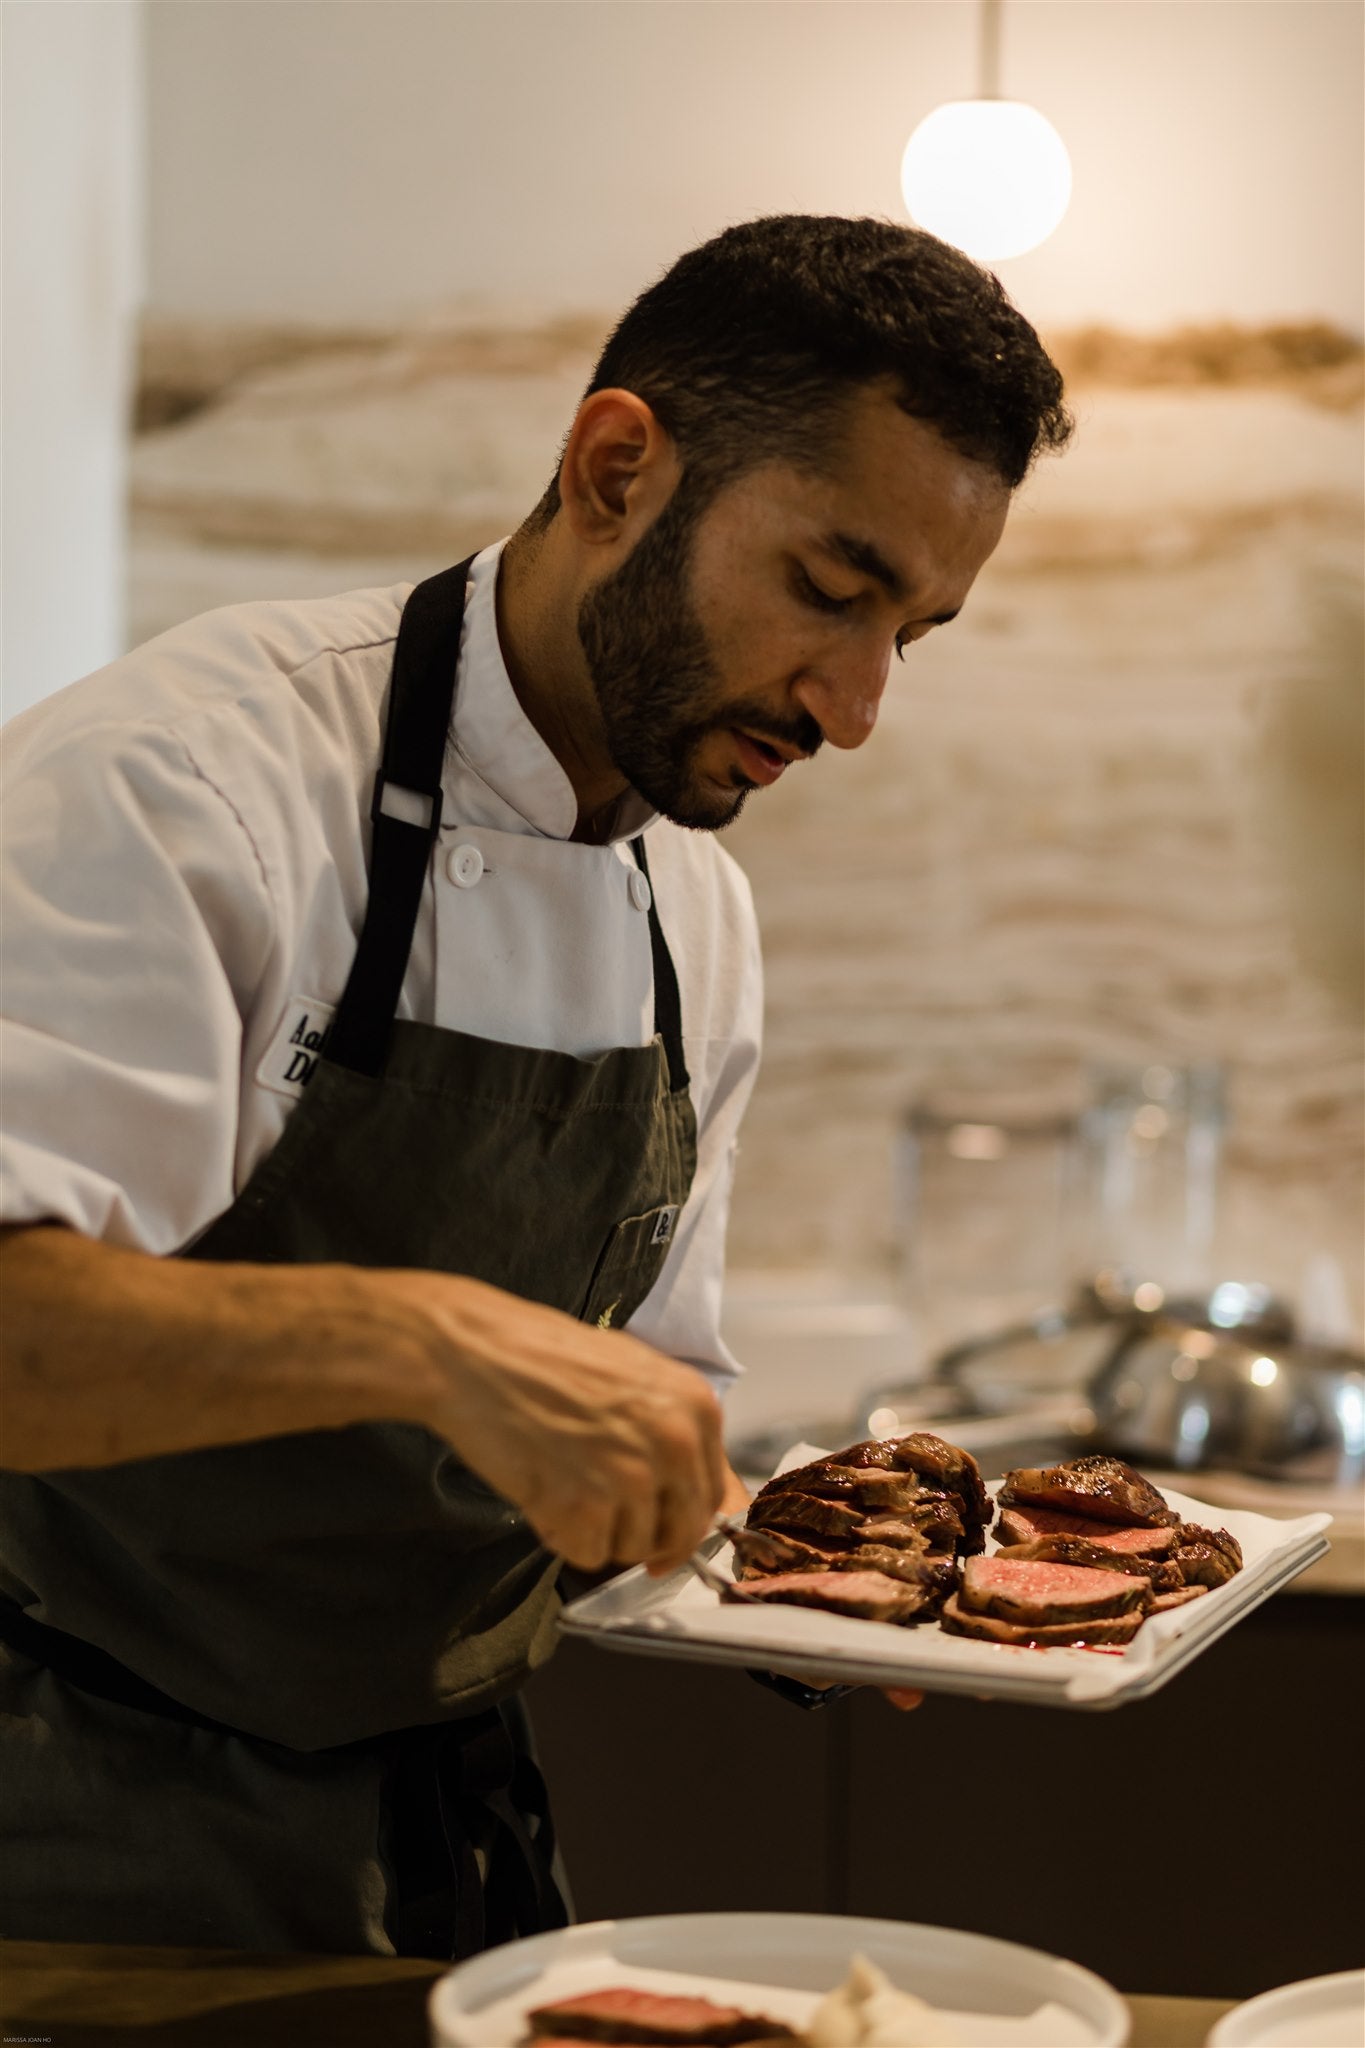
[{"xmin": 578, "ymin": 1204, "xmax": 680, "ymax": 1329}]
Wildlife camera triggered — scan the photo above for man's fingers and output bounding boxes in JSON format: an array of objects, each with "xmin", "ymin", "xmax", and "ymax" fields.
[{"xmin": 882, "ymin": 1687, "xmax": 925, "ymax": 1712}]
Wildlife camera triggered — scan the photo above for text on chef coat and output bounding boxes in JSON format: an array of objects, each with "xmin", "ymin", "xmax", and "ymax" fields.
[{"xmin": 257, "ymin": 998, "xmax": 338, "ymax": 1100}]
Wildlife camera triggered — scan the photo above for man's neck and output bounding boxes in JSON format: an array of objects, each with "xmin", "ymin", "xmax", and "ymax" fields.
[{"xmin": 495, "ymin": 528, "xmax": 629, "ymax": 836}]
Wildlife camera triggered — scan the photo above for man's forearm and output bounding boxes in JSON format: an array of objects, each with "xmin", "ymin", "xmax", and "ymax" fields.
[
  {"xmin": 0, "ymin": 1224, "xmax": 445, "ymax": 1472},
  {"xmin": 0, "ymin": 1222, "xmax": 730, "ymax": 1573}
]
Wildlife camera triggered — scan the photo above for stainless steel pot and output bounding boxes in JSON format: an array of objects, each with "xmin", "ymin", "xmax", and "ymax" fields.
[{"xmin": 1088, "ymin": 1317, "xmax": 1365, "ymax": 1488}]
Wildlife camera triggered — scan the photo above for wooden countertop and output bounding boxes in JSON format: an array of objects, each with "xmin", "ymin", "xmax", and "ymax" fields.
[{"xmin": 0, "ymin": 1940, "xmax": 1237, "ymax": 2046}]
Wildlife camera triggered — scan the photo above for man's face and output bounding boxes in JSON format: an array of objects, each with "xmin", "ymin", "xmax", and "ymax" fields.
[{"xmin": 576, "ymin": 382, "xmax": 1011, "ymax": 831}]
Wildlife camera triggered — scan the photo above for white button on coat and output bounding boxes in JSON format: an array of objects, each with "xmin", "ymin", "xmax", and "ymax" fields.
[
  {"xmin": 628, "ymin": 869, "xmax": 652, "ymax": 913},
  {"xmin": 447, "ymin": 844, "xmax": 484, "ymax": 889}
]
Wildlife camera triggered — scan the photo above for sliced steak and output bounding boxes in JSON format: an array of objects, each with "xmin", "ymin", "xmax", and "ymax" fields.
[
  {"xmin": 1177, "ymin": 1524, "xmax": 1243, "ymax": 1570},
  {"xmin": 994, "ymin": 1536, "xmax": 1183, "ymax": 1591},
  {"xmin": 994, "ymin": 1504, "xmax": 1180, "ymax": 1552},
  {"xmin": 1149, "ymin": 1584, "xmax": 1211, "ymax": 1612},
  {"xmin": 960, "ymin": 1553, "xmax": 1150, "ymax": 1626},
  {"xmin": 525, "ymin": 1987, "xmax": 797, "ymax": 2044},
  {"xmin": 859, "ymin": 1493, "xmax": 965, "ymax": 1551},
  {"xmin": 778, "ymin": 1434, "xmax": 991, "ymax": 1533},
  {"xmin": 752, "ymin": 1463, "xmax": 942, "ymax": 1515},
  {"xmin": 939, "ymin": 1590, "xmax": 1146, "ymax": 1647},
  {"xmin": 1170, "ymin": 1527, "xmax": 1243, "ymax": 1588},
  {"xmin": 729, "ymin": 1525, "xmax": 845, "ymax": 1578},
  {"xmin": 835, "ymin": 1545, "xmax": 956, "ymax": 1603},
  {"xmin": 997, "ymin": 1454, "xmax": 1178, "ymax": 1527},
  {"xmin": 853, "ymin": 1513, "xmax": 937, "ymax": 1551},
  {"xmin": 724, "ymin": 1568, "xmax": 933, "ymax": 1624},
  {"xmin": 744, "ymin": 1491, "xmax": 868, "ymax": 1546}
]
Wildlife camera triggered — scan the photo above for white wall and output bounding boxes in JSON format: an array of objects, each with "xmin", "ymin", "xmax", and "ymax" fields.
[
  {"xmin": 2, "ymin": 0, "xmax": 143, "ymax": 721},
  {"xmin": 144, "ymin": 0, "xmax": 1363, "ymax": 335}
]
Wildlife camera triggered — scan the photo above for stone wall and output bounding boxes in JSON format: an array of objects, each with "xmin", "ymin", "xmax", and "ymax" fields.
[{"xmin": 127, "ymin": 318, "xmax": 1364, "ymax": 1331}]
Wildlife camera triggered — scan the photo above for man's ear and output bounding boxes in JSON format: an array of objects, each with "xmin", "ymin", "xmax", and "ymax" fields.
[{"xmin": 557, "ymin": 388, "xmax": 680, "ymax": 545}]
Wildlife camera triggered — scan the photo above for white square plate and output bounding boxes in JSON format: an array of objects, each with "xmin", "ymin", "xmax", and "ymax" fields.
[{"xmin": 559, "ymin": 1456, "xmax": 1331, "ymax": 1710}]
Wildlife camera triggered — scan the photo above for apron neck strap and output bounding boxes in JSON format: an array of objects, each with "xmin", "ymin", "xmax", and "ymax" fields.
[
  {"xmin": 631, "ymin": 835, "xmax": 689, "ymax": 1093},
  {"xmin": 327, "ymin": 559, "xmax": 691, "ymax": 1094},
  {"xmin": 327, "ymin": 559, "xmax": 473, "ymax": 1076}
]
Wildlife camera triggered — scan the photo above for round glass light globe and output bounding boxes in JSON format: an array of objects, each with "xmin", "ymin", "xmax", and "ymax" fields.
[{"xmin": 900, "ymin": 98, "xmax": 1072, "ymax": 262}]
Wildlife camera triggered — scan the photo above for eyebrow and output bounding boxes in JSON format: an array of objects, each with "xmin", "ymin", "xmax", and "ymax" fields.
[{"xmin": 817, "ymin": 530, "xmax": 960, "ymax": 626}]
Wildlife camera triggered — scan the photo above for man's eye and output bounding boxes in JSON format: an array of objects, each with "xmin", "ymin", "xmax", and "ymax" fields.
[{"xmin": 795, "ymin": 567, "xmax": 854, "ymax": 615}]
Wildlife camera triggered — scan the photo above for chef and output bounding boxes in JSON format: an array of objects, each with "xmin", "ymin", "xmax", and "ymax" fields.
[{"xmin": 0, "ymin": 214, "xmax": 1069, "ymax": 1957}]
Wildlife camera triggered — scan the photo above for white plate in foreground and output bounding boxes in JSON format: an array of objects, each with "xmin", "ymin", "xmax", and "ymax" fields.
[
  {"xmin": 560, "ymin": 1464, "xmax": 1330, "ymax": 1710},
  {"xmin": 427, "ymin": 1910, "xmax": 1130, "ymax": 2048},
  {"xmin": 1208, "ymin": 1968, "xmax": 1365, "ymax": 2047}
]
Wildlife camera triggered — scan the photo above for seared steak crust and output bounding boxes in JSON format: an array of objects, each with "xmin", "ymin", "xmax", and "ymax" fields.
[
  {"xmin": 771, "ymin": 1434, "xmax": 990, "ymax": 1535},
  {"xmin": 746, "ymin": 1487, "xmax": 963, "ymax": 1554},
  {"xmin": 939, "ymin": 1592, "xmax": 1146, "ymax": 1646},
  {"xmin": 752, "ymin": 1463, "xmax": 939, "ymax": 1514},
  {"xmin": 998, "ymin": 1455, "xmax": 1179, "ymax": 1527},
  {"xmin": 744, "ymin": 1491, "xmax": 870, "ymax": 1546},
  {"xmin": 1171, "ymin": 1527, "xmax": 1243, "ymax": 1587}
]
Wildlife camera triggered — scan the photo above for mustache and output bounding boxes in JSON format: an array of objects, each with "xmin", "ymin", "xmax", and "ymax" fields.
[{"xmin": 710, "ymin": 701, "xmax": 825, "ymax": 760}]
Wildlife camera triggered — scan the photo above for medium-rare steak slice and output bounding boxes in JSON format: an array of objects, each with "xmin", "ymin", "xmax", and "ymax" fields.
[
  {"xmin": 724, "ymin": 1568, "xmax": 934, "ymax": 1624},
  {"xmin": 939, "ymin": 1591, "xmax": 1145, "ymax": 1646},
  {"xmin": 994, "ymin": 1536, "xmax": 1183, "ymax": 1591},
  {"xmin": 997, "ymin": 1454, "xmax": 1178, "ymax": 1527},
  {"xmin": 525, "ymin": 1987, "xmax": 797, "ymax": 2043},
  {"xmin": 960, "ymin": 1553, "xmax": 1150, "ymax": 1626},
  {"xmin": 993, "ymin": 1504, "xmax": 1179, "ymax": 1552}
]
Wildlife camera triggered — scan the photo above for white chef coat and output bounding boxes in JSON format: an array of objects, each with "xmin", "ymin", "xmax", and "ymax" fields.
[{"xmin": 0, "ymin": 542, "xmax": 762, "ymax": 1390}]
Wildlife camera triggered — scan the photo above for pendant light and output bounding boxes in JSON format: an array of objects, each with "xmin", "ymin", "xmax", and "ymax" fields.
[{"xmin": 900, "ymin": 0, "xmax": 1071, "ymax": 263}]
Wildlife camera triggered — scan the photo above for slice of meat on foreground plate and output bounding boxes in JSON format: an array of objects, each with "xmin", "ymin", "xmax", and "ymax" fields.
[{"xmin": 525, "ymin": 1984, "xmax": 798, "ymax": 2043}]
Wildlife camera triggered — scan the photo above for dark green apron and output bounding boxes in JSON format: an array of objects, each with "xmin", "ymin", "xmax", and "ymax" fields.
[{"xmin": 0, "ymin": 559, "xmax": 698, "ymax": 1956}]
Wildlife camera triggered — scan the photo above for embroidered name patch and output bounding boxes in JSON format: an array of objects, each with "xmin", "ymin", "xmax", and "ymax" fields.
[{"xmin": 256, "ymin": 996, "xmax": 338, "ymax": 1101}]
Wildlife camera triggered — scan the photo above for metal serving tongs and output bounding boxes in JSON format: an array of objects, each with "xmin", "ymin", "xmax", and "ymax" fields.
[{"xmin": 682, "ymin": 1511, "xmax": 757, "ymax": 1599}]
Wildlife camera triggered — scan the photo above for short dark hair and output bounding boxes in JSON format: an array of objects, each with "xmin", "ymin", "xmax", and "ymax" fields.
[{"xmin": 531, "ymin": 213, "xmax": 1072, "ymax": 528}]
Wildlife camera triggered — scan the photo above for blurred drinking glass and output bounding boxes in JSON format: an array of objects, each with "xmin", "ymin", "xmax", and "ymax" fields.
[
  {"xmin": 895, "ymin": 1089, "xmax": 1082, "ymax": 1375},
  {"xmin": 1079, "ymin": 1061, "xmax": 1226, "ymax": 1304}
]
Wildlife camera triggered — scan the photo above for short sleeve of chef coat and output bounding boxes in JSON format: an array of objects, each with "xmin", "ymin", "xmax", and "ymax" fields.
[{"xmin": 0, "ymin": 706, "xmax": 275, "ymax": 1252}]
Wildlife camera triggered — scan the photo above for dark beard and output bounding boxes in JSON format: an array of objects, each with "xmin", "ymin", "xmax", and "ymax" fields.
[{"xmin": 576, "ymin": 482, "xmax": 822, "ymax": 831}]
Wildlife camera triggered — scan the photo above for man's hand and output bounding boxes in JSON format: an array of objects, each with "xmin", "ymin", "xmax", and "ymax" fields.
[{"xmin": 401, "ymin": 1270, "xmax": 728, "ymax": 1576}]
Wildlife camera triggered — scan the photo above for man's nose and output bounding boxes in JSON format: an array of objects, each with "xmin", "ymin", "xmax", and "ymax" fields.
[{"xmin": 791, "ymin": 653, "xmax": 889, "ymax": 751}]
